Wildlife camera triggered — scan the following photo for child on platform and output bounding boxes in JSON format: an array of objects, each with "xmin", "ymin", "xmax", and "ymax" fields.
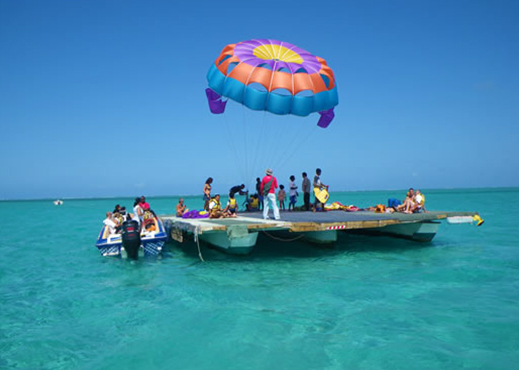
[
  {"xmin": 288, "ymin": 175, "xmax": 298, "ymax": 211},
  {"xmin": 278, "ymin": 185, "xmax": 286, "ymax": 211}
]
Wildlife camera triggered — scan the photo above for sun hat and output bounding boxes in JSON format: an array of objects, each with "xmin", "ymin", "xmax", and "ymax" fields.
[{"xmin": 266, "ymin": 168, "xmax": 273, "ymax": 175}]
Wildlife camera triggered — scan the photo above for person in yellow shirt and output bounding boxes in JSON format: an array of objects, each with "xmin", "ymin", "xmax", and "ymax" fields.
[
  {"xmin": 223, "ymin": 195, "xmax": 238, "ymax": 218},
  {"xmin": 209, "ymin": 194, "xmax": 228, "ymax": 219},
  {"xmin": 413, "ymin": 190, "xmax": 427, "ymax": 213},
  {"xmin": 245, "ymin": 194, "xmax": 259, "ymax": 211}
]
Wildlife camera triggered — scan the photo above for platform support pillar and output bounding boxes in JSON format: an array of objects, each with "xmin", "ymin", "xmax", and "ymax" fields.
[{"xmin": 303, "ymin": 230, "xmax": 337, "ymax": 244}]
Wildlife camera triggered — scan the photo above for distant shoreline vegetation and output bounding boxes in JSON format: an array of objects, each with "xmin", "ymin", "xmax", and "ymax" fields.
[{"xmin": 1, "ymin": 186, "xmax": 518, "ymax": 202}]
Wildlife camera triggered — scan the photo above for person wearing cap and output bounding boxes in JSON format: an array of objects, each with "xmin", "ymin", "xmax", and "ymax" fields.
[{"xmin": 260, "ymin": 168, "xmax": 280, "ymax": 220}]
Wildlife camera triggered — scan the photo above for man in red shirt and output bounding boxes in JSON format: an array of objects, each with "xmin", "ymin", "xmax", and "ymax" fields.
[
  {"xmin": 260, "ymin": 168, "xmax": 280, "ymax": 220},
  {"xmin": 139, "ymin": 196, "xmax": 150, "ymax": 211}
]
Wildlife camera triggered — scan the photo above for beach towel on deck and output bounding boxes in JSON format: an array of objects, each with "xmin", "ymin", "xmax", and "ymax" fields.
[
  {"xmin": 182, "ymin": 210, "xmax": 209, "ymax": 219},
  {"xmin": 324, "ymin": 202, "xmax": 360, "ymax": 212}
]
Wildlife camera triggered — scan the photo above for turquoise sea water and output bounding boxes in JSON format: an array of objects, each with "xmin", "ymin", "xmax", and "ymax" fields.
[{"xmin": 1, "ymin": 188, "xmax": 518, "ymax": 369}]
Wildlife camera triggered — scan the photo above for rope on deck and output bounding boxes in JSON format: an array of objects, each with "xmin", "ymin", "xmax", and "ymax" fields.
[{"xmin": 261, "ymin": 231, "xmax": 304, "ymax": 242}]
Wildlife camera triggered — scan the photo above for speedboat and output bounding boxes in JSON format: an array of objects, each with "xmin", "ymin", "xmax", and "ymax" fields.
[
  {"xmin": 95, "ymin": 216, "xmax": 167, "ymax": 258},
  {"xmin": 54, "ymin": 199, "xmax": 63, "ymax": 205}
]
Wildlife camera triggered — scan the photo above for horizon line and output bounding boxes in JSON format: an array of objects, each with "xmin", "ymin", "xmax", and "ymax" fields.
[{"xmin": 1, "ymin": 185, "xmax": 518, "ymax": 202}]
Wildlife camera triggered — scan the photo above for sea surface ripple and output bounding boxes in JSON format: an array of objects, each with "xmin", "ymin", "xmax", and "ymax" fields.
[{"xmin": 1, "ymin": 188, "xmax": 518, "ymax": 369}]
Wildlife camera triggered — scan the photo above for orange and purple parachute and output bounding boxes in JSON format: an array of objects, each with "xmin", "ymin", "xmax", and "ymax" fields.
[{"xmin": 206, "ymin": 39, "xmax": 338, "ymax": 128}]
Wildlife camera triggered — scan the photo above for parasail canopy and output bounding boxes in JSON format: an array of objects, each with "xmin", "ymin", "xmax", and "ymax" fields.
[{"xmin": 206, "ymin": 39, "xmax": 338, "ymax": 128}]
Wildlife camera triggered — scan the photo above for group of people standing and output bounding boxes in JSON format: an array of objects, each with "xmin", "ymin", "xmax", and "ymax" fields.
[
  {"xmin": 104, "ymin": 182, "xmax": 428, "ymax": 229},
  {"xmin": 196, "ymin": 168, "xmax": 329, "ymax": 221},
  {"xmin": 257, "ymin": 168, "xmax": 329, "ymax": 219}
]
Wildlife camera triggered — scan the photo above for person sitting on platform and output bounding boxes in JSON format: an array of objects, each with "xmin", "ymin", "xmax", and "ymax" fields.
[
  {"xmin": 396, "ymin": 188, "xmax": 415, "ymax": 214},
  {"xmin": 413, "ymin": 190, "xmax": 427, "ymax": 213},
  {"xmin": 176, "ymin": 198, "xmax": 189, "ymax": 217},
  {"xmin": 223, "ymin": 195, "xmax": 238, "ymax": 218},
  {"xmin": 244, "ymin": 194, "xmax": 260, "ymax": 211},
  {"xmin": 209, "ymin": 194, "xmax": 226, "ymax": 219}
]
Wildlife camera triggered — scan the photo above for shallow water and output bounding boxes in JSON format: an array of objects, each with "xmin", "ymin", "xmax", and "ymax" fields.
[{"xmin": 1, "ymin": 188, "xmax": 518, "ymax": 369}]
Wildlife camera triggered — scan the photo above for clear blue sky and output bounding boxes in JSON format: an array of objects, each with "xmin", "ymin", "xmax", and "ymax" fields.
[{"xmin": 1, "ymin": 0, "xmax": 518, "ymax": 200}]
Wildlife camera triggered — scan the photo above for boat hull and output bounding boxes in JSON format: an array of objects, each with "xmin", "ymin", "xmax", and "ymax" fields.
[
  {"xmin": 199, "ymin": 231, "xmax": 258, "ymax": 255},
  {"xmin": 350, "ymin": 221, "xmax": 441, "ymax": 242},
  {"xmin": 95, "ymin": 218, "xmax": 167, "ymax": 257}
]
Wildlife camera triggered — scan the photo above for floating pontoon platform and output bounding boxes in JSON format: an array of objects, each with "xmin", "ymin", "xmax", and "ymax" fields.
[{"xmin": 161, "ymin": 210, "xmax": 480, "ymax": 255}]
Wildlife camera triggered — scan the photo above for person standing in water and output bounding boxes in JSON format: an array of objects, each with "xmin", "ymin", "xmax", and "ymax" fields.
[{"xmin": 260, "ymin": 168, "xmax": 280, "ymax": 220}]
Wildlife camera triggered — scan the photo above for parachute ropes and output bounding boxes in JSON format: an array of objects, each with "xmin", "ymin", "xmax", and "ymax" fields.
[
  {"xmin": 205, "ymin": 39, "xmax": 339, "ymax": 188},
  {"xmin": 206, "ymin": 39, "xmax": 338, "ymax": 127}
]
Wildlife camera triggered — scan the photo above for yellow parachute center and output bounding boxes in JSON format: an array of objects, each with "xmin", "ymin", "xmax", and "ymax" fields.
[{"xmin": 253, "ymin": 44, "xmax": 304, "ymax": 64}]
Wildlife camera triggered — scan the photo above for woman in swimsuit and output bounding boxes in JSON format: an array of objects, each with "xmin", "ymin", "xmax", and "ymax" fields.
[{"xmin": 203, "ymin": 177, "xmax": 213, "ymax": 211}]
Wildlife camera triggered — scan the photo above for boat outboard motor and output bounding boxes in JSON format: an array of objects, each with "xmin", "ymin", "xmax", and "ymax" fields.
[{"xmin": 121, "ymin": 220, "xmax": 141, "ymax": 260}]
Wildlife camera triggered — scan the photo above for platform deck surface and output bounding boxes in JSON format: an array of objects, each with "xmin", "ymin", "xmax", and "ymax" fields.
[
  {"xmin": 241, "ymin": 210, "xmax": 476, "ymax": 222},
  {"xmin": 161, "ymin": 210, "xmax": 477, "ymax": 234}
]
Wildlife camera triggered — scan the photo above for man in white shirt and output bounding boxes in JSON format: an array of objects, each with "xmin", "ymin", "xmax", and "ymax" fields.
[
  {"xmin": 288, "ymin": 175, "xmax": 298, "ymax": 211},
  {"xmin": 103, "ymin": 212, "xmax": 119, "ymax": 234}
]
